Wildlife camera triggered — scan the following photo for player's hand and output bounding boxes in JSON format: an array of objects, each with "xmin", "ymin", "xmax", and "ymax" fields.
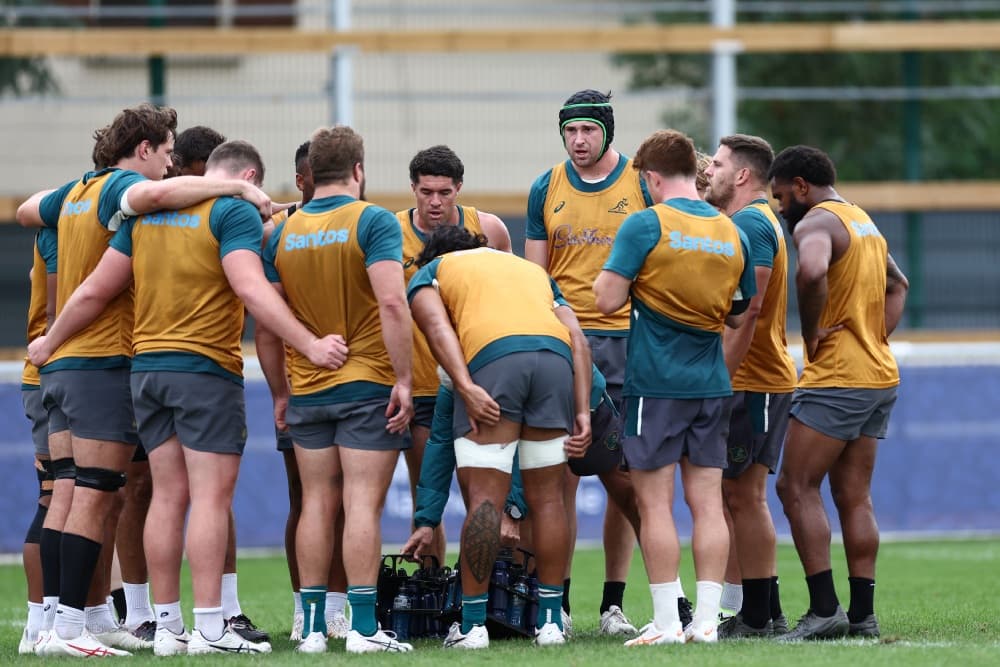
[
  {"xmin": 457, "ymin": 384, "xmax": 500, "ymax": 436},
  {"xmin": 385, "ymin": 382, "xmax": 413, "ymax": 434},
  {"xmin": 272, "ymin": 201, "xmax": 297, "ymax": 213},
  {"xmin": 564, "ymin": 412, "xmax": 591, "ymax": 458},
  {"xmin": 805, "ymin": 323, "xmax": 845, "ymax": 362},
  {"xmin": 402, "ymin": 526, "xmax": 434, "ymax": 561},
  {"xmin": 305, "ymin": 334, "xmax": 349, "ymax": 370},
  {"xmin": 273, "ymin": 395, "xmax": 289, "ymax": 431},
  {"xmin": 27, "ymin": 336, "xmax": 52, "ymax": 368},
  {"xmin": 239, "ymin": 182, "xmax": 274, "ymax": 220},
  {"xmin": 500, "ymin": 513, "xmax": 521, "ymax": 546}
]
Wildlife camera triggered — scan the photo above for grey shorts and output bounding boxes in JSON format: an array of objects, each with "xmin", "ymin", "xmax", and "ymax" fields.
[
  {"xmin": 412, "ymin": 396, "xmax": 437, "ymax": 430},
  {"xmin": 286, "ymin": 398, "xmax": 409, "ymax": 451},
  {"xmin": 453, "ymin": 351, "xmax": 575, "ymax": 439},
  {"xmin": 790, "ymin": 386, "xmax": 898, "ymax": 441},
  {"xmin": 276, "ymin": 425, "xmax": 293, "ymax": 452},
  {"xmin": 587, "ymin": 334, "xmax": 627, "ymax": 388},
  {"xmin": 22, "ymin": 388, "xmax": 49, "ymax": 457},
  {"xmin": 724, "ymin": 391, "xmax": 792, "ymax": 479},
  {"xmin": 131, "ymin": 371, "xmax": 247, "ymax": 455},
  {"xmin": 623, "ymin": 396, "xmax": 731, "ymax": 471},
  {"xmin": 41, "ymin": 368, "xmax": 138, "ymax": 445}
]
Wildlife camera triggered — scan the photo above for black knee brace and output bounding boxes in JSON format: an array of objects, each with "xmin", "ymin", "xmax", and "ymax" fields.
[
  {"xmin": 25, "ymin": 503, "xmax": 48, "ymax": 544},
  {"xmin": 36, "ymin": 458, "xmax": 54, "ymax": 498},
  {"xmin": 74, "ymin": 466, "xmax": 127, "ymax": 492},
  {"xmin": 50, "ymin": 457, "xmax": 76, "ymax": 481}
]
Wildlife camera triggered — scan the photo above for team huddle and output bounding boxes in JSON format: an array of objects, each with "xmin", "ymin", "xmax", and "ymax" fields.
[{"xmin": 13, "ymin": 88, "xmax": 908, "ymax": 657}]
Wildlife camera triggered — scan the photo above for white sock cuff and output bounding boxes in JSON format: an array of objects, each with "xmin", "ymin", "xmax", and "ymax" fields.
[
  {"xmin": 694, "ymin": 580, "xmax": 724, "ymax": 623},
  {"xmin": 123, "ymin": 582, "xmax": 151, "ymax": 607},
  {"xmin": 221, "ymin": 572, "xmax": 242, "ymax": 618},
  {"xmin": 649, "ymin": 581, "xmax": 682, "ymax": 629},
  {"xmin": 326, "ymin": 591, "xmax": 348, "ymax": 614}
]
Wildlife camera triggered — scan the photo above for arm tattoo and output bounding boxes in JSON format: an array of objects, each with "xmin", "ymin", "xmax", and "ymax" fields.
[{"xmin": 461, "ymin": 500, "xmax": 501, "ymax": 584}]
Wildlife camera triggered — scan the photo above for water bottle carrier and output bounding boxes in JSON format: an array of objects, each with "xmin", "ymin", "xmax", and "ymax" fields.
[
  {"xmin": 376, "ymin": 554, "xmax": 459, "ymax": 640},
  {"xmin": 376, "ymin": 548, "xmax": 539, "ymax": 640}
]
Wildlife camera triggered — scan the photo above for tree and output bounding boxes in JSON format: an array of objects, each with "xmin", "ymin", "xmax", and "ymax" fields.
[
  {"xmin": 613, "ymin": 4, "xmax": 1000, "ymax": 180},
  {"xmin": 0, "ymin": 0, "xmax": 64, "ymax": 98}
]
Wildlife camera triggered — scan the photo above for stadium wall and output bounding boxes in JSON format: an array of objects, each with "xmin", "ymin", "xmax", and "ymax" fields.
[{"xmin": 0, "ymin": 350, "xmax": 997, "ymax": 553}]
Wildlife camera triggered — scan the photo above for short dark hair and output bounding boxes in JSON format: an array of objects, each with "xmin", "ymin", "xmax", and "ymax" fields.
[
  {"xmin": 206, "ymin": 140, "xmax": 265, "ymax": 186},
  {"xmin": 174, "ymin": 125, "xmax": 227, "ymax": 167},
  {"xmin": 768, "ymin": 145, "xmax": 837, "ymax": 186},
  {"xmin": 415, "ymin": 225, "xmax": 487, "ymax": 267},
  {"xmin": 97, "ymin": 103, "xmax": 178, "ymax": 167},
  {"xmin": 309, "ymin": 125, "xmax": 364, "ymax": 186},
  {"xmin": 633, "ymin": 129, "xmax": 697, "ymax": 179},
  {"xmin": 719, "ymin": 134, "xmax": 774, "ymax": 184},
  {"xmin": 409, "ymin": 145, "xmax": 464, "ymax": 184},
  {"xmin": 294, "ymin": 141, "xmax": 310, "ymax": 174}
]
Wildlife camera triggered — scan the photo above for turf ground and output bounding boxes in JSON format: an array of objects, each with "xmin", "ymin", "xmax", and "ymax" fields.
[{"xmin": 1, "ymin": 539, "xmax": 997, "ymax": 665}]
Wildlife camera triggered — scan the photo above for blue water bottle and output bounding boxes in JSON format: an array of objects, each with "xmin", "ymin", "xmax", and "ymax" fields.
[
  {"xmin": 489, "ymin": 561, "xmax": 509, "ymax": 618},
  {"xmin": 508, "ymin": 578, "xmax": 528, "ymax": 628},
  {"xmin": 525, "ymin": 575, "xmax": 539, "ymax": 630},
  {"xmin": 391, "ymin": 585, "xmax": 411, "ymax": 640}
]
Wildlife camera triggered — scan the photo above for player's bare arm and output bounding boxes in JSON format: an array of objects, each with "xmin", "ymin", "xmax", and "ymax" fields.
[
  {"xmin": 524, "ymin": 239, "xmax": 549, "ymax": 268},
  {"xmin": 28, "ymin": 247, "xmax": 133, "ymax": 366},
  {"xmin": 223, "ymin": 249, "xmax": 348, "ymax": 370},
  {"xmin": 15, "ymin": 189, "xmax": 55, "ymax": 228},
  {"xmin": 368, "ymin": 259, "xmax": 415, "ymax": 433},
  {"xmin": 409, "ymin": 287, "xmax": 500, "ymax": 435},
  {"xmin": 480, "ymin": 213, "xmax": 512, "ymax": 252},
  {"xmin": 885, "ymin": 252, "xmax": 909, "ymax": 337},
  {"xmin": 554, "ymin": 304, "xmax": 593, "ymax": 457},
  {"xmin": 254, "ymin": 321, "xmax": 291, "ymax": 430},
  {"xmin": 125, "ymin": 176, "xmax": 273, "ymax": 219},
  {"xmin": 722, "ymin": 265, "xmax": 772, "ymax": 378},
  {"xmin": 793, "ymin": 210, "xmax": 846, "ymax": 360},
  {"xmin": 593, "ymin": 270, "xmax": 631, "ymax": 315}
]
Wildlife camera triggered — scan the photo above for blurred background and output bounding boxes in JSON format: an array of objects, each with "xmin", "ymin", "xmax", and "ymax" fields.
[{"xmin": 0, "ymin": 1, "xmax": 998, "ymax": 551}]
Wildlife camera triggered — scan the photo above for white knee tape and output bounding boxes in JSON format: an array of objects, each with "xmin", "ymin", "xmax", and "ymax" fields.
[
  {"xmin": 454, "ymin": 437, "xmax": 516, "ymax": 473},
  {"xmin": 517, "ymin": 437, "xmax": 567, "ymax": 470}
]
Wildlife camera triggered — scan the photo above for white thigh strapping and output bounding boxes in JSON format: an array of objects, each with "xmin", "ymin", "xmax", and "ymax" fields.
[
  {"xmin": 453, "ymin": 437, "xmax": 517, "ymax": 473},
  {"xmin": 517, "ymin": 437, "xmax": 567, "ymax": 470}
]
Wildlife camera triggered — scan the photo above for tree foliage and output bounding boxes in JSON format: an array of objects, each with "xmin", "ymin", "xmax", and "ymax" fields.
[
  {"xmin": 0, "ymin": 0, "xmax": 63, "ymax": 98},
  {"xmin": 613, "ymin": 4, "xmax": 1000, "ymax": 180}
]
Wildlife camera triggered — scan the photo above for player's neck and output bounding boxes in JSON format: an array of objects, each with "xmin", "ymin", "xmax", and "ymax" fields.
[
  {"xmin": 571, "ymin": 148, "xmax": 620, "ymax": 182},
  {"xmin": 412, "ymin": 208, "xmax": 458, "ymax": 235},
  {"xmin": 726, "ymin": 188, "xmax": 769, "ymax": 216},
  {"xmin": 808, "ymin": 186, "xmax": 845, "ymax": 207},
  {"xmin": 312, "ymin": 183, "xmax": 358, "ymax": 200}
]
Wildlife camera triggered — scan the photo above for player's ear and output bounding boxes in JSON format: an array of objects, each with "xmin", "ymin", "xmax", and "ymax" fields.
[{"xmin": 792, "ymin": 176, "xmax": 809, "ymax": 198}]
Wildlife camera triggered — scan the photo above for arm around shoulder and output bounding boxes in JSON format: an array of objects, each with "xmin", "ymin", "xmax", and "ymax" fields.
[{"xmin": 17, "ymin": 190, "xmax": 54, "ymax": 228}]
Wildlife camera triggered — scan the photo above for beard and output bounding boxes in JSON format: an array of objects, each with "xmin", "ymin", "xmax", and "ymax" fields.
[
  {"xmin": 358, "ymin": 174, "xmax": 367, "ymax": 201},
  {"xmin": 705, "ymin": 180, "xmax": 733, "ymax": 210},
  {"xmin": 781, "ymin": 198, "xmax": 811, "ymax": 231}
]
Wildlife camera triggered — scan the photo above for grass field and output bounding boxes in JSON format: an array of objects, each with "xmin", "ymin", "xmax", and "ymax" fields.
[{"xmin": 1, "ymin": 539, "xmax": 997, "ymax": 665}]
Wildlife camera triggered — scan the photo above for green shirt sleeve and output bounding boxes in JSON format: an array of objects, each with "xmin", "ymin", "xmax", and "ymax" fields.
[
  {"xmin": 525, "ymin": 170, "xmax": 553, "ymax": 241},
  {"xmin": 262, "ymin": 220, "xmax": 286, "ymax": 283},
  {"xmin": 602, "ymin": 209, "xmax": 661, "ymax": 279},
  {"xmin": 413, "ymin": 385, "xmax": 457, "ymax": 528}
]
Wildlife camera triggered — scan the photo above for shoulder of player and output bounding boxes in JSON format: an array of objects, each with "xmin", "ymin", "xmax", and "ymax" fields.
[
  {"xmin": 477, "ymin": 211, "xmax": 511, "ymax": 246},
  {"xmin": 792, "ymin": 205, "xmax": 847, "ymax": 246}
]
